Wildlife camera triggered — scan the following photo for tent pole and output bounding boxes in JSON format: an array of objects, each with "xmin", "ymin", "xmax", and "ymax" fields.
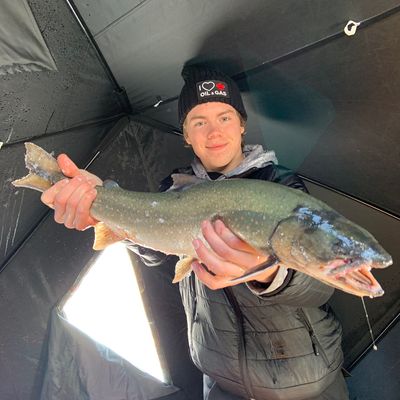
[{"xmin": 299, "ymin": 175, "xmax": 400, "ymax": 221}]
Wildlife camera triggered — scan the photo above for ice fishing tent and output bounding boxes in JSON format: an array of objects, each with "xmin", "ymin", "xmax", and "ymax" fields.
[{"xmin": 0, "ymin": 1, "xmax": 399, "ymax": 399}]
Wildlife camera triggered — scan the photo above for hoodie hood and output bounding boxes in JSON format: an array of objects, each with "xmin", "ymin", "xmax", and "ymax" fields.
[{"xmin": 191, "ymin": 144, "xmax": 278, "ymax": 180}]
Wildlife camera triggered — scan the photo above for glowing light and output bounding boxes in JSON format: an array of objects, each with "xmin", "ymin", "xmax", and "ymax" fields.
[{"xmin": 63, "ymin": 243, "xmax": 165, "ymax": 382}]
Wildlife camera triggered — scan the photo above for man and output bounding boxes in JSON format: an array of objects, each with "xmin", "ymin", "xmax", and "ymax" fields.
[{"xmin": 42, "ymin": 64, "xmax": 349, "ymax": 400}]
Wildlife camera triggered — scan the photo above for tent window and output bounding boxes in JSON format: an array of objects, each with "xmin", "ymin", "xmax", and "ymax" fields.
[{"xmin": 63, "ymin": 242, "xmax": 165, "ymax": 382}]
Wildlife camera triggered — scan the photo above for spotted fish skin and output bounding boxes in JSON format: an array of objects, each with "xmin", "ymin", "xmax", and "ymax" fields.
[
  {"xmin": 91, "ymin": 178, "xmax": 316, "ymax": 256},
  {"xmin": 12, "ymin": 143, "xmax": 393, "ymax": 297}
]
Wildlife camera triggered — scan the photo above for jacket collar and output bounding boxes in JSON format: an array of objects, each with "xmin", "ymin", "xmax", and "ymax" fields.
[{"xmin": 191, "ymin": 144, "xmax": 278, "ymax": 180}]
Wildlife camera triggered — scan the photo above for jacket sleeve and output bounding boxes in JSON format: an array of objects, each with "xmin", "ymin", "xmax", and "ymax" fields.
[
  {"xmin": 270, "ymin": 164, "xmax": 309, "ymax": 193},
  {"xmin": 257, "ymin": 269, "xmax": 335, "ymax": 307},
  {"xmin": 124, "ymin": 240, "xmax": 169, "ymax": 267}
]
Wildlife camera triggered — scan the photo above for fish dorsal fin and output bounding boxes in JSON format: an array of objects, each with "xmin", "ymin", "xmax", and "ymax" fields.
[
  {"xmin": 93, "ymin": 222, "xmax": 125, "ymax": 250},
  {"xmin": 168, "ymin": 174, "xmax": 206, "ymax": 192}
]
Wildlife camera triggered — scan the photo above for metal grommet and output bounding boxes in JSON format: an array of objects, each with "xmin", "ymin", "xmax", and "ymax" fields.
[{"xmin": 344, "ymin": 20, "xmax": 361, "ymax": 36}]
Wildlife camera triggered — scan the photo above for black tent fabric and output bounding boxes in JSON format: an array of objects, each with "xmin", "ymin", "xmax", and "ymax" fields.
[
  {"xmin": 0, "ymin": 120, "xmax": 120, "ymax": 271},
  {"xmin": 74, "ymin": 0, "xmax": 400, "ymax": 112},
  {"xmin": 0, "ymin": 0, "xmax": 57, "ymax": 75},
  {"xmin": 0, "ymin": 1, "xmax": 399, "ymax": 399},
  {"xmin": 0, "ymin": 0, "xmax": 127, "ymax": 145}
]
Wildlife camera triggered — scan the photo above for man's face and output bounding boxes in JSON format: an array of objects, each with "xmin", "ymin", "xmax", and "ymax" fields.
[{"xmin": 184, "ymin": 102, "xmax": 245, "ymax": 174}]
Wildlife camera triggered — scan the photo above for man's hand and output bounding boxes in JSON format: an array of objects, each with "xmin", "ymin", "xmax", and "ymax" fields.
[
  {"xmin": 191, "ymin": 220, "xmax": 279, "ymax": 289},
  {"xmin": 41, "ymin": 154, "xmax": 103, "ymax": 230}
]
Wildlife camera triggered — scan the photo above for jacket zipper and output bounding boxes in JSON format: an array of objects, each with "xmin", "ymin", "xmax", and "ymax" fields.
[
  {"xmin": 188, "ymin": 275, "xmax": 198, "ymax": 346},
  {"xmin": 297, "ymin": 308, "xmax": 330, "ymax": 366},
  {"xmin": 224, "ymin": 287, "xmax": 255, "ymax": 400}
]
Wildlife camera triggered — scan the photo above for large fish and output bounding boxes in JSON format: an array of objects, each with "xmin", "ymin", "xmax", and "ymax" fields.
[{"xmin": 12, "ymin": 143, "xmax": 392, "ymax": 297}]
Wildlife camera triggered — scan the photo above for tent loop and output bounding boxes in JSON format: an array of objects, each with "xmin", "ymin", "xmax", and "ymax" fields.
[
  {"xmin": 153, "ymin": 96, "xmax": 164, "ymax": 108},
  {"xmin": 344, "ymin": 20, "xmax": 361, "ymax": 36}
]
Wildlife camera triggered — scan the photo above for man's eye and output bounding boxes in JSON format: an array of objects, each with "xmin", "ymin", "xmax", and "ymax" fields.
[
  {"xmin": 194, "ymin": 121, "xmax": 205, "ymax": 127},
  {"xmin": 221, "ymin": 116, "xmax": 231, "ymax": 122}
]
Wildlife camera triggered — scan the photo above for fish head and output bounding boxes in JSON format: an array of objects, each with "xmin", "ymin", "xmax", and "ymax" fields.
[{"xmin": 270, "ymin": 207, "xmax": 393, "ymax": 297}]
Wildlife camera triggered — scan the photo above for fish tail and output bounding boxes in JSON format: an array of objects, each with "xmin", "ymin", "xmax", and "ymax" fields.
[{"xmin": 12, "ymin": 142, "xmax": 64, "ymax": 192}]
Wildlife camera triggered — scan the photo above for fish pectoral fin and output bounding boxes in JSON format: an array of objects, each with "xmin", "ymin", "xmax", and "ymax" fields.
[
  {"xmin": 93, "ymin": 222, "xmax": 125, "ymax": 250},
  {"xmin": 229, "ymin": 255, "xmax": 280, "ymax": 284},
  {"xmin": 173, "ymin": 256, "xmax": 195, "ymax": 283}
]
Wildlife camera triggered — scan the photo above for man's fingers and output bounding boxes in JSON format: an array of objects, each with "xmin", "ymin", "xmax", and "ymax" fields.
[
  {"xmin": 75, "ymin": 190, "xmax": 98, "ymax": 230},
  {"xmin": 63, "ymin": 182, "xmax": 96, "ymax": 229},
  {"xmin": 58, "ymin": 154, "xmax": 103, "ymax": 185},
  {"xmin": 41, "ymin": 178, "xmax": 69, "ymax": 206},
  {"xmin": 201, "ymin": 220, "xmax": 237, "ymax": 260},
  {"xmin": 39, "ymin": 153, "xmax": 101, "ymax": 231},
  {"xmin": 214, "ymin": 219, "xmax": 259, "ymax": 254},
  {"xmin": 192, "ymin": 238, "xmax": 243, "ymax": 277},
  {"xmin": 53, "ymin": 176, "xmax": 88, "ymax": 223},
  {"xmin": 192, "ymin": 220, "xmax": 272, "ymax": 288},
  {"xmin": 201, "ymin": 220, "xmax": 265, "ymax": 268},
  {"xmin": 57, "ymin": 154, "xmax": 80, "ymax": 177},
  {"xmin": 81, "ymin": 171, "xmax": 103, "ymax": 186},
  {"xmin": 191, "ymin": 261, "xmax": 235, "ymax": 290}
]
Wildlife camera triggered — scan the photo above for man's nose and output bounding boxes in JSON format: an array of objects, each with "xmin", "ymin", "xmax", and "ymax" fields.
[{"xmin": 206, "ymin": 121, "xmax": 221, "ymax": 138}]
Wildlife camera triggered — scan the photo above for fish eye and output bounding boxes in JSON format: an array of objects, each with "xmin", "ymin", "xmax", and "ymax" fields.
[
  {"xmin": 304, "ymin": 226, "xmax": 317, "ymax": 234},
  {"xmin": 332, "ymin": 240, "xmax": 343, "ymax": 250}
]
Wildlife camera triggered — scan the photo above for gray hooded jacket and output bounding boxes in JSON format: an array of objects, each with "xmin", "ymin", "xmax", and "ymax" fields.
[{"xmin": 131, "ymin": 145, "xmax": 345, "ymax": 400}]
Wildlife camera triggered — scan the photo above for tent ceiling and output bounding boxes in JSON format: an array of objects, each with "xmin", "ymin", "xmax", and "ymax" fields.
[
  {"xmin": 0, "ymin": 0, "xmax": 129, "ymax": 273},
  {"xmin": 74, "ymin": 0, "xmax": 400, "ymax": 217},
  {"xmin": 75, "ymin": 0, "xmax": 399, "ymax": 110},
  {"xmin": 0, "ymin": 0, "xmax": 125, "ymax": 144}
]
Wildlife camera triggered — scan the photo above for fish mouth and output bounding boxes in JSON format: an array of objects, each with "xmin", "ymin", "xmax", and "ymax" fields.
[{"xmin": 322, "ymin": 258, "xmax": 388, "ymax": 298}]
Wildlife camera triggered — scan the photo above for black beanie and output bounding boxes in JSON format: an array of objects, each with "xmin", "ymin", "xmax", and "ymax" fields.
[{"xmin": 178, "ymin": 64, "xmax": 247, "ymax": 128}]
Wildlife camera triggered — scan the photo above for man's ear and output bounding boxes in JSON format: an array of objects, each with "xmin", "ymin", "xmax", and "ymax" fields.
[
  {"xmin": 184, "ymin": 133, "xmax": 191, "ymax": 145},
  {"xmin": 240, "ymin": 125, "xmax": 245, "ymax": 135}
]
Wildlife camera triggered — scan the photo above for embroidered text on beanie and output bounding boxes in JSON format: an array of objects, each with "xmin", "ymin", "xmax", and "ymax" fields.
[{"xmin": 178, "ymin": 64, "xmax": 247, "ymax": 128}]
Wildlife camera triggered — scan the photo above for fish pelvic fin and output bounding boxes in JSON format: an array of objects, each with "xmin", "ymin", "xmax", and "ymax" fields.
[
  {"xmin": 173, "ymin": 256, "xmax": 195, "ymax": 283},
  {"xmin": 12, "ymin": 142, "xmax": 64, "ymax": 192},
  {"xmin": 93, "ymin": 222, "xmax": 126, "ymax": 250}
]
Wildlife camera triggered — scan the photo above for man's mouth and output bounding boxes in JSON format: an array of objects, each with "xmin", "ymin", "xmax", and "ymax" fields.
[{"xmin": 206, "ymin": 143, "xmax": 227, "ymax": 151}]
